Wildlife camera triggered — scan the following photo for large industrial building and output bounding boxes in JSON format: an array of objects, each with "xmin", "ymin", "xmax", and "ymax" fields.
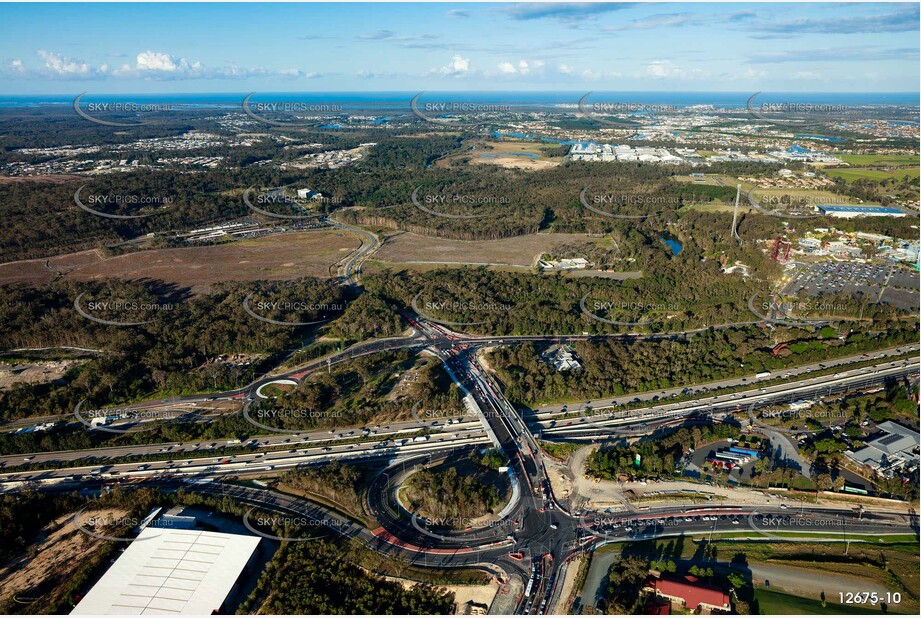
[
  {"xmin": 817, "ymin": 205, "xmax": 908, "ymax": 218},
  {"xmin": 71, "ymin": 518, "xmax": 261, "ymax": 615}
]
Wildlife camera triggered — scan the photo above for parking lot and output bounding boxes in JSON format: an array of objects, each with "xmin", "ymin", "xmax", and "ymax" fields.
[{"xmin": 785, "ymin": 261, "xmax": 919, "ymax": 311}]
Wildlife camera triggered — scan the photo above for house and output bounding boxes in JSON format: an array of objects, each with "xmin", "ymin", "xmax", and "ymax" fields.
[
  {"xmin": 542, "ymin": 344, "xmax": 581, "ymax": 372},
  {"xmin": 644, "ymin": 574, "xmax": 731, "ymax": 613}
]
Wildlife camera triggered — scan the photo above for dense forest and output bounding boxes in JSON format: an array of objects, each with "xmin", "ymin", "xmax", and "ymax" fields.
[
  {"xmin": 250, "ymin": 350, "xmax": 462, "ymax": 430},
  {"xmin": 253, "ymin": 540, "xmax": 455, "ymax": 614},
  {"xmin": 406, "ymin": 465, "xmax": 502, "ymax": 523},
  {"xmin": 0, "ymin": 277, "xmax": 346, "ymax": 421},
  {"xmin": 276, "ymin": 461, "xmax": 369, "ymax": 518}
]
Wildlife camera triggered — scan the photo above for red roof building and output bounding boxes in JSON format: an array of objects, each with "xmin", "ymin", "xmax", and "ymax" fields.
[{"xmin": 644, "ymin": 574, "xmax": 731, "ymax": 613}]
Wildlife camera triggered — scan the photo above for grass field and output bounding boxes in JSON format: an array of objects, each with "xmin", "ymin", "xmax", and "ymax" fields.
[
  {"xmin": 826, "ymin": 167, "xmax": 920, "ymax": 183},
  {"xmin": 753, "ymin": 588, "xmax": 888, "ymax": 615},
  {"xmin": 0, "ymin": 230, "xmax": 360, "ymax": 292},
  {"xmin": 837, "ymin": 154, "xmax": 920, "ymax": 167},
  {"xmin": 704, "ymin": 531, "xmax": 918, "ymax": 543},
  {"xmin": 826, "ymin": 154, "xmax": 920, "ymax": 184}
]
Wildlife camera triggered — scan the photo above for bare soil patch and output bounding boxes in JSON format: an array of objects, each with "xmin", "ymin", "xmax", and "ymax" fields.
[
  {"xmin": 375, "ymin": 232, "xmax": 601, "ymax": 268},
  {"xmin": 0, "ymin": 231, "xmax": 361, "ymax": 293},
  {"xmin": 0, "ymin": 508, "xmax": 127, "ymax": 611}
]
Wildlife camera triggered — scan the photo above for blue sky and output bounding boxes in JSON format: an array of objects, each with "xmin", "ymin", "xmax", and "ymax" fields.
[{"xmin": 0, "ymin": 2, "xmax": 918, "ymax": 93}]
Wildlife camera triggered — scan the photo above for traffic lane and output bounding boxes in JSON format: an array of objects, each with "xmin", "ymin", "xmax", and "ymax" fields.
[
  {"xmin": 541, "ymin": 366, "xmax": 918, "ymax": 441},
  {"xmin": 1, "ymin": 415, "xmax": 485, "ymax": 468},
  {"xmin": 585, "ymin": 516, "xmax": 913, "ymax": 543},
  {"xmin": 530, "ymin": 345, "xmax": 918, "ymax": 416},
  {"xmin": 537, "ymin": 362, "xmax": 917, "ymax": 434},
  {"xmin": 0, "ymin": 432, "xmax": 490, "ymax": 486}
]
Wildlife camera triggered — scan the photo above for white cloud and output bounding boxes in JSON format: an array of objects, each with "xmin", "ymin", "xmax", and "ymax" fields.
[
  {"xmin": 5, "ymin": 50, "xmax": 319, "ymax": 81},
  {"xmin": 495, "ymin": 59, "xmax": 545, "ymax": 76},
  {"xmin": 430, "ymin": 54, "xmax": 471, "ymax": 77},
  {"xmin": 6, "ymin": 59, "xmax": 26, "ymax": 74},
  {"xmin": 37, "ymin": 50, "xmax": 97, "ymax": 77},
  {"xmin": 135, "ymin": 51, "xmax": 199, "ymax": 73},
  {"xmin": 644, "ymin": 60, "xmax": 708, "ymax": 80}
]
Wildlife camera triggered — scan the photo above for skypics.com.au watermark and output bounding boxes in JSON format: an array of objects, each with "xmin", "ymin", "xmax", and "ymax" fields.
[
  {"xmin": 242, "ymin": 93, "xmax": 343, "ymax": 127},
  {"xmin": 746, "ymin": 92, "xmax": 848, "ymax": 127},
  {"xmin": 579, "ymin": 187, "xmax": 674, "ymax": 219},
  {"xmin": 242, "ymin": 508, "xmax": 344, "ymax": 542},
  {"xmin": 579, "ymin": 513, "xmax": 683, "ymax": 540},
  {"xmin": 74, "ymin": 186, "xmax": 174, "ymax": 219},
  {"xmin": 242, "ymin": 293, "xmax": 344, "ymax": 327},
  {"xmin": 73, "ymin": 93, "xmax": 174, "ymax": 127},
  {"xmin": 410, "ymin": 93, "xmax": 511, "ymax": 126},
  {"xmin": 74, "ymin": 291, "xmax": 174, "ymax": 327},
  {"xmin": 409, "ymin": 401, "xmax": 480, "ymax": 426},
  {"xmin": 242, "ymin": 407, "xmax": 343, "ymax": 433},
  {"xmin": 580, "ymin": 294, "xmax": 684, "ymax": 327},
  {"xmin": 412, "ymin": 293, "xmax": 512, "ymax": 327},
  {"xmin": 577, "ymin": 93, "xmax": 679, "ymax": 127},
  {"xmin": 73, "ymin": 400, "xmax": 175, "ymax": 434},
  {"xmin": 73, "ymin": 509, "xmax": 160, "ymax": 543},
  {"xmin": 243, "ymin": 186, "xmax": 329, "ymax": 220},
  {"xmin": 410, "ymin": 186, "xmax": 508, "ymax": 219}
]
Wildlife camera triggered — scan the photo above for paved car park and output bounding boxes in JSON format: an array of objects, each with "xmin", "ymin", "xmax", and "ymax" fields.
[{"xmin": 785, "ymin": 262, "xmax": 919, "ymax": 311}]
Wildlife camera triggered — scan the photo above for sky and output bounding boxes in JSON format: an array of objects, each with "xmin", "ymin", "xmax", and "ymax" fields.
[{"xmin": 0, "ymin": 2, "xmax": 918, "ymax": 94}]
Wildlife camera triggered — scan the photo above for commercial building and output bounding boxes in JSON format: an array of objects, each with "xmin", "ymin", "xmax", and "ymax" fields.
[
  {"xmin": 817, "ymin": 205, "xmax": 907, "ymax": 218},
  {"xmin": 847, "ymin": 421, "xmax": 920, "ymax": 475},
  {"xmin": 71, "ymin": 518, "xmax": 261, "ymax": 615}
]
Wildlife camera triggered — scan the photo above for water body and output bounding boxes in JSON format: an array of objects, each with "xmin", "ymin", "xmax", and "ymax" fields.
[
  {"xmin": 4, "ymin": 91, "xmax": 918, "ymax": 109},
  {"xmin": 661, "ymin": 235, "xmax": 683, "ymax": 256},
  {"xmin": 793, "ymin": 134, "xmax": 845, "ymax": 142}
]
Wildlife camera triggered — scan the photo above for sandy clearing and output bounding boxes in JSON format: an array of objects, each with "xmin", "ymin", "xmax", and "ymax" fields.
[
  {"xmin": 469, "ymin": 156, "xmax": 559, "ymax": 171},
  {"xmin": 0, "ymin": 230, "xmax": 361, "ymax": 293},
  {"xmin": 0, "ymin": 507, "xmax": 128, "ymax": 609},
  {"xmin": 372, "ymin": 571, "xmax": 499, "ymax": 614},
  {"xmin": 375, "ymin": 232, "xmax": 601, "ymax": 268}
]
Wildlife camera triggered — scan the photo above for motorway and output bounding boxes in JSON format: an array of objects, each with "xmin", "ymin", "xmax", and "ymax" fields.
[
  {"xmin": 3, "ymin": 301, "xmax": 918, "ymax": 613},
  {"xmin": 531, "ymin": 353, "xmax": 919, "ymax": 439}
]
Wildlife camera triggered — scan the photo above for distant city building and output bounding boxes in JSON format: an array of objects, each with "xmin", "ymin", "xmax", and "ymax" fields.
[
  {"xmin": 817, "ymin": 205, "xmax": 907, "ymax": 218},
  {"xmin": 569, "ymin": 143, "xmax": 685, "ymax": 164}
]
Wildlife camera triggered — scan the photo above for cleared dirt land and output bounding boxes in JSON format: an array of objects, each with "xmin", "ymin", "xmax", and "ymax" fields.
[
  {"xmin": 0, "ymin": 230, "xmax": 361, "ymax": 293},
  {"xmin": 0, "ymin": 508, "xmax": 126, "ymax": 613},
  {"xmin": 373, "ymin": 232, "xmax": 603, "ymax": 268}
]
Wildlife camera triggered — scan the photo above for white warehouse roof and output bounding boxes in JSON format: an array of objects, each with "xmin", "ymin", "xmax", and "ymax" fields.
[{"xmin": 71, "ymin": 527, "xmax": 260, "ymax": 615}]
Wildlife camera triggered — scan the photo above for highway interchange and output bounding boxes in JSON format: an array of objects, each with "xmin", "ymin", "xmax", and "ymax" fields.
[{"xmin": 1, "ymin": 234, "xmax": 918, "ymax": 613}]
